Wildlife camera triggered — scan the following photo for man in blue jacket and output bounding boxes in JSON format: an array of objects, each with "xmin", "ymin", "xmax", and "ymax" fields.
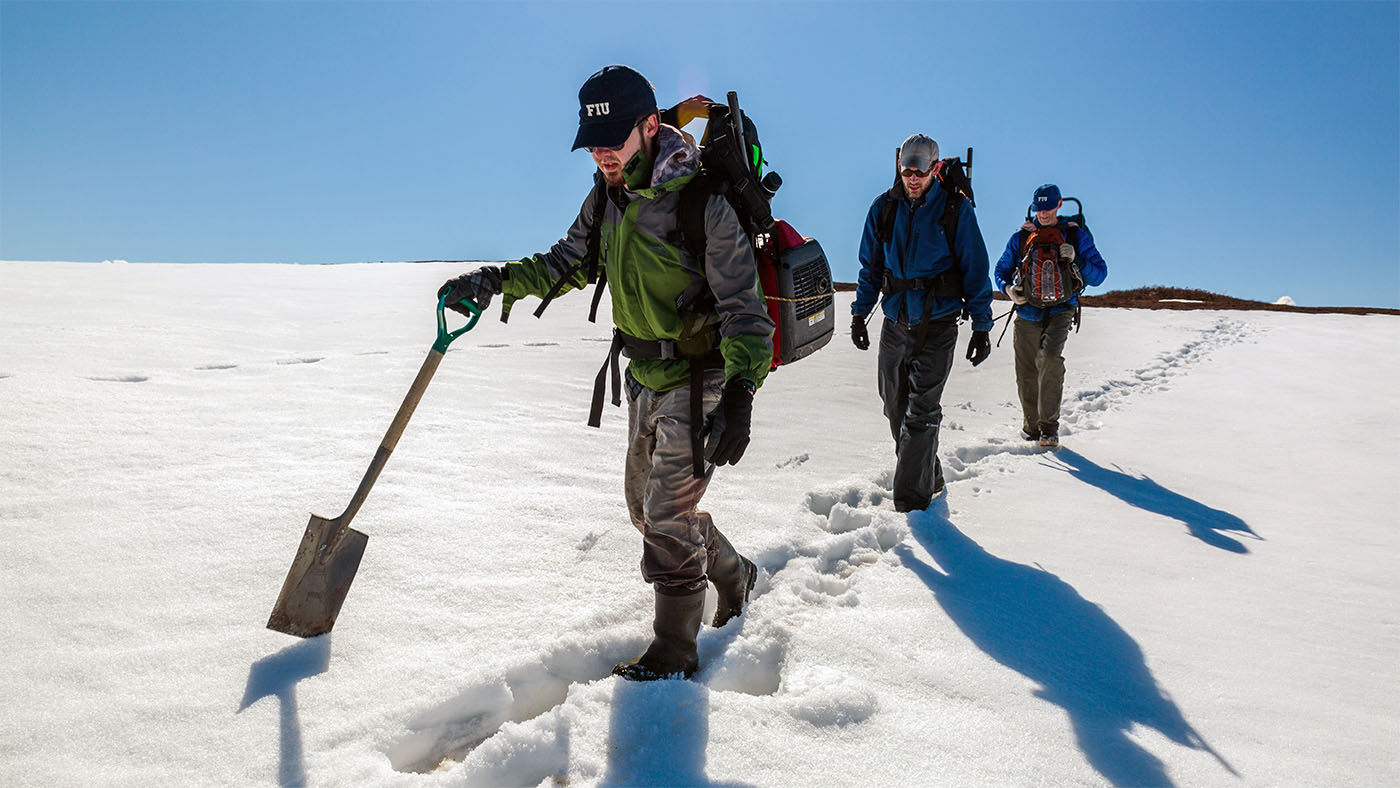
[
  {"xmin": 994, "ymin": 184, "xmax": 1109, "ymax": 448},
  {"xmin": 851, "ymin": 134, "xmax": 995, "ymax": 512}
]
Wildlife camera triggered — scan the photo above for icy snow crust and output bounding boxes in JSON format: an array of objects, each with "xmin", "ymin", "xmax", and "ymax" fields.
[{"xmin": 2, "ymin": 261, "xmax": 1397, "ymax": 787}]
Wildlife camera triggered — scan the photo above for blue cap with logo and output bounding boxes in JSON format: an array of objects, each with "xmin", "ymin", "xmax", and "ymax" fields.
[
  {"xmin": 571, "ymin": 65, "xmax": 658, "ymax": 152},
  {"xmin": 1031, "ymin": 184, "xmax": 1061, "ymax": 213}
]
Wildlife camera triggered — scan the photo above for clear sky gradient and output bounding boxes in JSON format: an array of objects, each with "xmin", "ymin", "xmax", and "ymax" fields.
[{"xmin": 3, "ymin": 1, "xmax": 1397, "ymax": 307}]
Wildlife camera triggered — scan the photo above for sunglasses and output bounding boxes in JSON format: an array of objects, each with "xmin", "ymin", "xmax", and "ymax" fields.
[
  {"xmin": 900, "ymin": 167, "xmax": 930, "ymax": 179},
  {"xmin": 586, "ymin": 119, "xmax": 646, "ymax": 154}
]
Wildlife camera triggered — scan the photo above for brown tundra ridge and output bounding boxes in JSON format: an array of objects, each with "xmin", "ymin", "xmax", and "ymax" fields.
[{"xmin": 831, "ymin": 283, "xmax": 1400, "ymax": 316}]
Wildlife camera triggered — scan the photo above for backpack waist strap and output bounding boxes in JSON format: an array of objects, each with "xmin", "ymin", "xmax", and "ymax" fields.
[
  {"xmin": 590, "ymin": 328, "xmax": 723, "ymax": 480},
  {"xmin": 881, "ymin": 268, "xmax": 964, "ymax": 299}
]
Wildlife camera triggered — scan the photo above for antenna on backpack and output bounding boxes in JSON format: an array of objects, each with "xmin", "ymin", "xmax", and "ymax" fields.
[{"xmin": 727, "ymin": 92, "xmax": 749, "ymax": 178}]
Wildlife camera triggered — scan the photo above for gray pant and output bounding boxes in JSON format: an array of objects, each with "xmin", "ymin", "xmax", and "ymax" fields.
[
  {"xmin": 624, "ymin": 367, "xmax": 741, "ymax": 595},
  {"xmin": 878, "ymin": 316, "xmax": 959, "ymax": 508},
  {"xmin": 1013, "ymin": 311, "xmax": 1075, "ymax": 435}
]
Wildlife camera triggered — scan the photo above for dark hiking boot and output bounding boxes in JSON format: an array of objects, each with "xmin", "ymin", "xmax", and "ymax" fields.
[
  {"xmin": 612, "ymin": 589, "xmax": 704, "ymax": 682},
  {"xmin": 932, "ymin": 466, "xmax": 947, "ymax": 499},
  {"xmin": 1039, "ymin": 433, "xmax": 1060, "ymax": 449},
  {"xmin": 897, "ymin": 465, "xmax": 946, "ymax": 511},
  {"xmin": 1020, "ymin": 427, "xmax": 1040, "ymax": 441},
  {"xmin": 712, "ymin": 556, "xmax": 757, "ymax": 628}
]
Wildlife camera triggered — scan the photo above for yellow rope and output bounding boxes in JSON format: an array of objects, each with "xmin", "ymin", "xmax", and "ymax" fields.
[{"xmin": 765, "ymin": 290, "xmax": 836, "ymax": 304}]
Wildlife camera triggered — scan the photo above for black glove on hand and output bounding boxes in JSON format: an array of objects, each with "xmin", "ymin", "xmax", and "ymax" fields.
[
  {"xmin": 851, "ymin": 314, "xmax": 870, "ymax": 351},
  {"xmin": 966, "ymin": 330, "xmax": 991, "ymax": 367},
  {"xmin": 701, "ymin": 377, "xmax": 755, "ymax": 467},
  {"xmin": 437, "ymin": 266, "xmax": 503, "ymax": 315}
]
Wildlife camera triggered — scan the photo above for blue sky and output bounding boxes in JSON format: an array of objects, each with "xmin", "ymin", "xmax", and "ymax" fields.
[{"xmin": 3, "ymin": 1, "xmax": 1397, "ymax": 308}]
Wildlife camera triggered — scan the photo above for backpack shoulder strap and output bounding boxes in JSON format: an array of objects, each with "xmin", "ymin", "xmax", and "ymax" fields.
[
  {"xmin": 940, "ymin": 188, "xmax": 961, "ymax": 260},
  {"xmin": 676, "ymin": 170, "xmax": 712, "ymax": 265},
  {"xmin": 875, "ymin": 191, "xmax": 899, "ymax": 243}
]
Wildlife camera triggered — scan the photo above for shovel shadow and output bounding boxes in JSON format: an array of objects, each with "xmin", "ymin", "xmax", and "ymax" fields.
[
  {"xmin": 895, "ymin": 503, "xmax": 1237, "ymax": 786},
  {"xmin": 1046, "ymin": 448, "xmax": 1261, "ymax": 553},
  {"xmin": 237, "ymin": 637, "xmax": 332, "ymax": 788}
]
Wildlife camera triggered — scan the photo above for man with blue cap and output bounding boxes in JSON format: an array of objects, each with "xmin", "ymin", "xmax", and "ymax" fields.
[
  {"xmin": 994, "ymin": 184, "xmax": 1109, "ymax": 448},
  {"xmin": 436, "ymin": 65, "xmax": 772, "ymax": 681}
]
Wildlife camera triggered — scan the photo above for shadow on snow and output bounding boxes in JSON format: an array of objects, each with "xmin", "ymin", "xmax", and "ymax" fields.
[
  {"xmin": 1046, "ymin": 448, "xmax": 1261, "ymax": 553},
  {"xmin": 896, "ymin": 502, "xmax": 1236, "ymax": 787},
  {"xmin": 602, "ymin": 679, "xmax": 754, "ymax": 788},
  {"xmin": 237, "ymin": 636, "xmax": 331, "ymax": 788}
]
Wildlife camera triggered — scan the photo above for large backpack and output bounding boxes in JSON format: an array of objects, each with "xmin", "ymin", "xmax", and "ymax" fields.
[
  {"xmin": 1016, "ymin": 197, "xmax": 1087, "ymax": 309},
  {"xmin": 534, "ymin": 92, "xmax": 835, "ymax": 476},
  {"xmin": 867, "ymin": 147, "xmax": 976, "ymax": 352}
]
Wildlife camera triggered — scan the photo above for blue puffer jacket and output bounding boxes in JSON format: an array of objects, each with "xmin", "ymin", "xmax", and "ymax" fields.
[
  {"xmin": 994, "ymin": 219, "xmax": 1108, "ymax": 322},
  {"xmin": 852, "ymin": 186, "xmax": 995, "ymax": 333}
]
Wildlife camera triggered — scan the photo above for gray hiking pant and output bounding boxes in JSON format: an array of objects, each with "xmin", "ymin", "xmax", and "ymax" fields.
[
  {"xmin": 624, "ymin": 367, "xmax": 745, "ymax": 596},
  {"xmin": 877, "ymin": 316, "xmax": 959, "ymax": 509},
  {"xmin": 1013, "ymin": 310, "xmax": 1075, "ymax": 435}
]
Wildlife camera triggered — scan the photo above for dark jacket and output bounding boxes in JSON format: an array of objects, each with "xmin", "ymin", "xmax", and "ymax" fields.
[{"xmin": 852, "ymin": 185, "xmax": 995, "ymax": 333}]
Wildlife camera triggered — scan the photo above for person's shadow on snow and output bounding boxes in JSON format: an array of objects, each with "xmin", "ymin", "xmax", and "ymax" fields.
[
  {"xmin": 896, "ymin": 503, "xmax": 1236, "ymax": 787},
  {"xmin": 237, "ymin": 637, "xmax": 331, "ymax": 788},
  {"xmin": 601, "ymin": 679, "xmax": 752, "ymax": 787},
  {"xmin": 1046, "ymin": 448, "xmax": 1261, "ymax": 553}
]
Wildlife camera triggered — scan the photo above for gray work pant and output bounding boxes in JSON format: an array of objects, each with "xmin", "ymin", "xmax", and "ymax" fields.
[
  {"xmin": 878, "ymin": 316, "xmax": 959, "ymax": 509},
  {"xmin": 1013, "ymin": 310, "xmax": 1075, "ymax": 435},
  {"xmin": 624, "ymin": 367, "xmax": 742, "ymax": 596}
]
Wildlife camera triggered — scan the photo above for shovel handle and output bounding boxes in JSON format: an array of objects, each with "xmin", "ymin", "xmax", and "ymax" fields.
[
  {"xmin": 333, "ymin": 295, "xmax": 481, "ymax": 527},
  {"xmin": 435, "ymin": 294, "xmax": 482, "ymax": 353}
]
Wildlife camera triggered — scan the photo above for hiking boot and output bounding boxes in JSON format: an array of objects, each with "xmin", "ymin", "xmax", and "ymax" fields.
[
  {"xmin": 894, "ymin": 499, "xmax": 927, "ymax": 513},
  {"xmin": 612, "ymin": 589, "xmax": 704, "ymax": 682},
  {"xmin": 1020, "ymin": 427, "xmax": 1040, "ymax": 441},
  {"xmin": 1039, "ymin": 433, "xmax": 1060, "ymax": 449},
  {"xmin": 932, "ymin": 467, "xmax": 947, "ymax": 499}
]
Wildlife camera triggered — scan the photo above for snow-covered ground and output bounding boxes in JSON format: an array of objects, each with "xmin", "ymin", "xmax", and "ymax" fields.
[{"xmin": 2, "ymin": 261, "xmax": 1397, "ymax": 788}]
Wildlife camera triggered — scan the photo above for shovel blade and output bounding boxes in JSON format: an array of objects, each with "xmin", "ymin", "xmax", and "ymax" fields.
[{"xmin": 267, "ymin": 513, "xmax": 368, "ymax": 638}]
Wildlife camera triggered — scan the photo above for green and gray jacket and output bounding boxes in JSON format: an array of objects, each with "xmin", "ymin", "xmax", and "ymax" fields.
[{"xmin": 500, "ymin": 125, "xmax": 775, "ymax": 394}]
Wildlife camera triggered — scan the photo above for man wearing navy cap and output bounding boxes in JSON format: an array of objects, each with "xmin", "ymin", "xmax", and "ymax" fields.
[
  {"xmin": 994, "ymin": 184, "xmax": 1109, "ymax": 448},
  {"xmin": 437, "ymin": 65, "xmax": 772, "ymax": 681}
]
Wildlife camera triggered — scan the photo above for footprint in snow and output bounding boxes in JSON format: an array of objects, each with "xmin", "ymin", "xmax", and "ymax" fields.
[
  {"xmin": 87, "ymin": 375, "xmax": 149, "ymax": 383},
  {"xmin": 196, "ymin": 364, "xmax": 238, "ymax": 371},
  {"xmin": 776, "ymin": 453, "xmax": 809, "ymax": 469},
  {"xmin": 276, "ymin": 357, "xmax": 323, "ymax": 365},
  {"xmin": 388, "ymin": 602, "xmax": 788, "ymax": 776}
]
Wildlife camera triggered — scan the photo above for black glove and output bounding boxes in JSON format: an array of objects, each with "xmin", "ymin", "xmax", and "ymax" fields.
[
  {"xmin": 851, "ymin": 314, "xmax": 870, "ymax": 351},
  {"xmin": 966, "ymin": 330, "xmax": 991, "ymax": 367},
  {"xmin": 701, "ymin": 377, "xmax": 755, "ymax": 466},
  {"xmin": 437, "ymin": 266, "xmax": 503, "ymax": 315}
]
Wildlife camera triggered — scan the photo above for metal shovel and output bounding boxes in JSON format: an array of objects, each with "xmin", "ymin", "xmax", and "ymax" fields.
[{"xmin": 267, "ymin": 295, "xmax": 481, "ymax": 638}]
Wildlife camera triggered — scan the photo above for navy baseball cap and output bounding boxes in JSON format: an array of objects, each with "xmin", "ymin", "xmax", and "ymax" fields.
[
  {"xmin": 571, "ymin": 65, "xmax": 658, "ymax": 152},
  {"xmin": 1031, "ymin": 184, "xmax": 1062, "ymax": 212}
]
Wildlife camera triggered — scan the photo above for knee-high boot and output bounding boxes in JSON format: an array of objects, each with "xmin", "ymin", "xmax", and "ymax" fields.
[
  {"xmin": 706, "ymin": 526, "xmax": 757, "ymax": 628},
  {"xmin": 612, "ymin": 589, "xmax": 705, "ymax": 681}
]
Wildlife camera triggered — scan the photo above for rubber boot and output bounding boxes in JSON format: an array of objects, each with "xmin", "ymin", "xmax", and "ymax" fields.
[
  {"xmin": 707, "ymin": 528, "xmax": 757, "ymax": 628},
  {"xmin": 612, "ymin": 589, "xmax": 704, "ymax": 682}
]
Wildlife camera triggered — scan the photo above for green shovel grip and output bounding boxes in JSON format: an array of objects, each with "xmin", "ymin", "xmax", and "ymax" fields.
[{"xmin": 434, "ymin": 294, "xmax": 482, "ymax": 353}]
